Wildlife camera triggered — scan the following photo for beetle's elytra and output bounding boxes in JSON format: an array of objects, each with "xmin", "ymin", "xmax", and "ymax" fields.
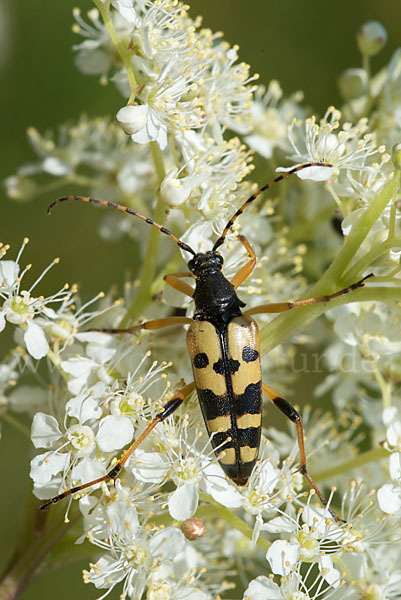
[
  {"xmin": 187, "ymin": 315, "xmax": 261, "ymax": 485},
  {"xmin": 41, "ymin": 162, "xmax": 372, "ymax": 522}
]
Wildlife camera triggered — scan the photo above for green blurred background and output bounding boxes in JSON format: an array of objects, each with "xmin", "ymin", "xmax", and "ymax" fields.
[{"xmin": 1, "ymin": 1, "xmax": 400, "ymax": 598}]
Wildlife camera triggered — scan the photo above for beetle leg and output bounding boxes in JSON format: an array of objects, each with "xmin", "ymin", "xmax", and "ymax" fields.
[
  {"xmin": 230, "ymin": 235, "xmax": 257, "ymax": 290},
  {"xmin": 245, "ymin": 274, "xmax": 373, "ymax": 315},
  {"xmin": 89, "ymin": 316, "xmax": 193, "ymax": 335},
  {"xmin": 40, "ymin": 381, "xmax": 196, "ymax": 510},
  {"xmin": 262, "ymin": 382, "xmax": 342, "ymax": 523},
  {"xmin": 164, "ymin": 271, "xmax": 194, "ymax": 298}
]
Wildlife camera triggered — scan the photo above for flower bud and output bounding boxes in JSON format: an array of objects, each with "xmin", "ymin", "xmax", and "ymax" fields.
[
  {"xmin": 180, "ymin": 517, "xmax": 206, "ymax": 540},
  {"xmin": 160, "ymin": 170, "xmax": 191, "ymax": 206},
  {"xmin": 4, "ymin": 175, "xmax": 38, "ymax": 202},
  {"xmin": 116, "ymin": 105, "xmax": 148, "ymax": 135},
  {"xmin": 338, "ymin": 68, "xmax": 368, "ymax": 101},
  {"xmin": 356, "ymin": 21, "xmax": 387, "ymax": 57}
]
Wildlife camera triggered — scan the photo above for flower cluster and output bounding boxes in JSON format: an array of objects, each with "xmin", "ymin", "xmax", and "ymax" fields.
[{"xmin": 2, "ymin": 4, "xmax": 401, "ymax": 600}]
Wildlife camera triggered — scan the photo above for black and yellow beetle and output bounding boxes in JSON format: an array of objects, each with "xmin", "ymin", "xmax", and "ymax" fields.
[{"xmin": 40, "ymin": 162, "xmax": 371, "ymax": 520}]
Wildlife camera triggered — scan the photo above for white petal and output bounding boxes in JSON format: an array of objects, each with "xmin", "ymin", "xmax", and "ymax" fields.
[
  {"xmin": 30, "ymin": 450, "xmax": 68, "ymax": 485},
  {"xmin": 61, "ymin": 357, "xmax": 98, "ymax": 394},
  {"xmin": 387, "ymin": 422, "xmax": 401, "ymax": 447},
  {"xmin": 203, "ymin": 463, "xmax": 243, "ymax": 508},
  {"xmin": 243, "ymin": 576, "xmax": 282, "ymax": 600},
  {"xmin": 96, "ymin": 415, "xmax": 134, "ymax": 452},
  {"xmin": 277, "ymin": 165, "xmax": 333, "ymax": 181},
  {"xmin": 244, "ymin": 134, "xmax": 273, "ymax": 159},
  {"xmin": 42, "ymin": 157, "xmax": 69, "ymax": 176},
  {"xmin": 114, "ymin": 0, "xmax": 139, "ymax": 23},
  {"xmin": 74, "ymin": 331, "xmax": 114, "ymax": 344},
  {"xmin": 160, "ymin": 171, "xmax": 191, "ymax": 206},
  {"xmin": 66, "ymin": 391, "xmax": 103, "ymax": 422},
  {"xmin": 383, "ymin": 406, "xmax": 397, "ymax": 427},
  {"xmin": 61, "ymin": 357, "xmax": 97, "ymax": 376},
  {"xmin": 86, "ymin": 343, "xmax": 116, "ymax": 364},
  {"xmin": 319, "ymin": 555, "xmax": 341, "ymax": 587},
  {"xmin": 266, "ymin": 540, "xmax": 299, "ymax": 576},
  {"xmin": 261, "ymin": 516, "xmax": 294, "ymax": 534},
  {"xmin": 87, "ymin": 554, "xmax": 126, "ymax": 589},
  {"xmin": 131, "ymin": 449, "xmax": 169, "ymax": 483},
  {"xmin": 149, "ymin": 527, "xmax": 185, "ymax": 560},
  {"xmin": 117, "ymin": 104, "xmax": 148, "ymax": 135},
  {"xmin": 377, "ymin": 483, "xmax": 401, "ymax": 514},
  {"xmin": 296, "ymin": 165, "xmax": 333, "ymax": 181},
  {"xmin": 31, "ymin": 413, "xmax": 63, "ymax": 448},
  {"xmin": 258, "ymin": 460, "xmax": 280, "ymax": 493},
  {"xmin": 107, "ymin": 501, "xmax": 139, "ymax": 537},
  {"xmin": 0, "ymin": 260, "xmax": 19, "ymax": 286},
  {"xmin": 0, "ymin": 311, "xmax": 5, "ymax": 332},
  {"xmin": 168, "ymin": 482, "xmax": 199, "ymax": 520},
  {"xmin": 24, "ymin": 320, "xmax": 49, "ymax": 359},
  {"xmin": 132, "ymin": 115, "xmax": 168, "ymax": 150},
  {"xmin": 71, "ymin": 457, "xmax": 105, "ymax": 486},
  {"xmin": 389, "ymin": 452, "xmax": 401, "ymax": 480}
]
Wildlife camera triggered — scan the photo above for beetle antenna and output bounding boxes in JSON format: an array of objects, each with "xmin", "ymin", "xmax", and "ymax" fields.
[
  {"xmin": 47, "ymin": 196, "xmax": 196, "ymax": 256},
  {"xmin": 212, "ymin": 162, "xmax": 332, "ymax": 252}
]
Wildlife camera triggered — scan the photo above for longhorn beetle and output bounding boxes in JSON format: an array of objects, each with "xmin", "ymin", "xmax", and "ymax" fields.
[{"xmin": 40, "ymin": 162, "xmax": 372, "ymax": 521}]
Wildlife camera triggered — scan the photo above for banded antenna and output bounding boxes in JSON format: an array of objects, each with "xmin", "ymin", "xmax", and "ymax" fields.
[
  {"xmin": 47, "ymin": 196, "xmax": 196, "ymax": 256},
  {"xmin": 212, "ymin": 162, "xmax": 332, "ymax": 252}
]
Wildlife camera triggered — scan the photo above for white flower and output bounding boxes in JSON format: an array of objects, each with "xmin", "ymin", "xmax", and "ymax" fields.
[
  {"xmin": 244, "ymin": 571, "xmax": 345, "ymax": 600},
  {"xmin": 83, "ymin": 489, "xmax": 189, "ymax": 600},
  {"xmin": 61, "ymin": 332, "xmax": 117, "ymax": 394},
  {"xmin": 5, "ymin": 117, "xmax": 155, "ymax": 207},
  {"xmin": 0, "ymin": 240, "xmax": 72, "ymax": 359},
  {"xmin": 245, "ymin": 81, "xmax": 305, "ymax": 159},
  {"xmin": 72, "ymin": 8, "xmax": 117, "ymax": 77},
  {"xmin": 161, "ymin": 133, "xmax": 254, "ymax": 219},
  {"xmin": 283, "ymin": 106, "xmax": 379, "ymax": 180},
  {"xmin": 30, "ymin": 400, "xmax": 105, "ymax": 499}
]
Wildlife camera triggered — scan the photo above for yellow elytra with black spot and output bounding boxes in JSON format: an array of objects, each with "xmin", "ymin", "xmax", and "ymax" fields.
[{"xmin": 187, "ymin": 315, "xmax": 261, "ymax": 485}]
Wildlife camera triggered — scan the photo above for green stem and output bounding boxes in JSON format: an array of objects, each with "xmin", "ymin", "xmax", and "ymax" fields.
[
  {"xmin": 93, "ymin": 0, "xmax": 138, "ymax": 100},
  {"xmin": 0, "ymin": 509, "xmax": 78, "ymax": 600},
  {"xmin": 260, "ymin": 177, "xmax": 396, "ymax": 354},
  {"xmin": 261, "ymin": 285, "xmax": 401, "ymax": 356},
  {"xmin": 197, "ymin": 493, "xmax": 270, "ymax": 552},
  {"xmin": 371, "ymin": 362, "xmax": 392, "ymax": 410},
  {"xmin": 311, "ymin": 446, "xmax": 387, "ymax": 482},
  {"xmin": 325, "ymin": 182, "xmax": 343, "ymax": 212},
  {"xmin": 311, "ymin": 177, "xmax": 395, "ymax": 292},
  {"xmin": 389, "ymin": 201, "xmax": 397, "ymax": 239},
  {"xmin": 345, "ymin": 237, "xmax": 401, "ymax": 283},
  {"xmin": 120, "ymin": 142, "xmax": 167, "ymax": 324}
]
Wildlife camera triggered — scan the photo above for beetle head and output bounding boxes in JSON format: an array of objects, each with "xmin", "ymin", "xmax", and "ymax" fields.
[{"xmin": 188, "ymin": 251, "xmax": 224, "ymax": 276}]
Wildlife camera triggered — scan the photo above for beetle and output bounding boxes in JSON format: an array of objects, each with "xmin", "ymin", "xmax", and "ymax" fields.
[{"xmin": 40, "ymin": 162, "xmax": 372, "ymax": 520}]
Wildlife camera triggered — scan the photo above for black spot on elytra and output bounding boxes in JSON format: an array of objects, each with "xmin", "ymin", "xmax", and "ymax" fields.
[
  {"xmin": 236, "ymin": 382, "xmax": 262, "ymax": 416},
  {"xmin": 213, "ymin": 358, "xmax": 240, "ymax": 375},
  {"xmin": 213, "ymin": 359, "xmax": 224, "ymax": 374},
  {"xmin": 242, "ymin": 346, "xmax": 259, "ymax": 363},
  {"xmin": 197, "ymin": 389, "xmax": 230, "ymax": 420},
  {"xmin": 193, "ymin": 352, "xmax": 209, "ymax": 369}
]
